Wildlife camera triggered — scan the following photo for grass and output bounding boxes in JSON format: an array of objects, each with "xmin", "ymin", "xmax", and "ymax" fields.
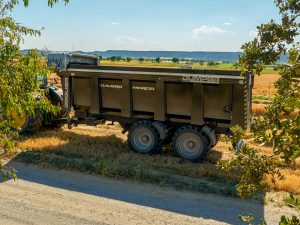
[
  {"xmin": 16, "ymin": 125, "xmax": 237, "ymax": 181},
  {"xmin": 14, "ymin": 125, "xmax": 238, "ymax": 196},
  {"xmin": 14, "ymin": 124, "xmax": 300, "ymax": 196}
]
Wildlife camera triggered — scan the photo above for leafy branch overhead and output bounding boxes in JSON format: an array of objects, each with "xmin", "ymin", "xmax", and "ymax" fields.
[
  {"xmin": 240, "ymin": 0, "xmax": 300, "ymax": 75},
  {"xmin": 221, "ymin": 0, "xmax": 300, "ymax": 200},
  {"xmin": 0, "ymin": 0, "xmax": 68, "ymax": 179}
]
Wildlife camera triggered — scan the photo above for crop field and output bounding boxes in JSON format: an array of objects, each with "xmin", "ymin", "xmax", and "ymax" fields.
[
  {"xmin": 23, "ymin": 71, "xmax": 300, "ymax": 196},
  {"xmin": 101, "ymin": 60, "xmax": 278, "ymax": 74}
]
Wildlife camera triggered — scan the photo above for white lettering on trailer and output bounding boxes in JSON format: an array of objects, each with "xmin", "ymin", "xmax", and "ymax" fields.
[
  {"xmin": 100, "ymin": 84, "xmax": 155, "ymax": 91},
  {"xmin": 132, "ymin": 86, "xmax": 155, "ymax": 91},
  {"xmin": 100, "ymin": 84, "xmax": 123, "ymax": 89},
  {"xmin": 183, "ymin": 75, "xmax": 220, "ymax": 84}
]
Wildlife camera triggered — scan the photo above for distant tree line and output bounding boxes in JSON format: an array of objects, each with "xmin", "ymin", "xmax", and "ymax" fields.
[{"xmin": 99, "ymin": 55, "xmax": 231, "ymax": 66}]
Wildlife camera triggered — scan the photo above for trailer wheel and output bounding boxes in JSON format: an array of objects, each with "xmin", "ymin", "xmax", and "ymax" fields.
[
  {"xmin": 171, "ymin": 125, "xmax": 207, "ymax": 162},
  {"xmin": 128, "ymin": 121, "xmax": 162, "ymax": 154}
]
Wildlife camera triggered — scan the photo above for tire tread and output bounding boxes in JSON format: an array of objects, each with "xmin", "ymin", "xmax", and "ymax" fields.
[
  {"xmin": 171, "ymin": 125, "xmax": 208, "ymax": 162},
  {"xmin": 128, "ymin": 120, "xmax": 162, "ymax": 154}
]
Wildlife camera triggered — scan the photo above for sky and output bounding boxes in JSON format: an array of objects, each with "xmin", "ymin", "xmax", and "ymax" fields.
[{"xmin": 12, "ymin": 0, "xmax": 281, "ymax": 52}]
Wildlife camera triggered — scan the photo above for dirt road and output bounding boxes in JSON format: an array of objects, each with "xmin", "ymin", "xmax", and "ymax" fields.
[{"xmin": 0, "ymin": 162, "xmax": 296, "ymax": 225}]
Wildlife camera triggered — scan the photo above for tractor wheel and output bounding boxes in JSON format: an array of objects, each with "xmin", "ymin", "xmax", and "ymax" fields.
[
  {"xmin": 171, "ymin": 125, "xmax": 207, "ymax": 162},
  {"xmin": 46, "ymin": 87, "xmax": 65, "ymax": 128},
  {"xmin": 128, "ymin": 121, "xmax": 162, "ymax": 154},
  {"xmin": 11, "ymin": 109, "xmax": 43, "ymax": 134}
]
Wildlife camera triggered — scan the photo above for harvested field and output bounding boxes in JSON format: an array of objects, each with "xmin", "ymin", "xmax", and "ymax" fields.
[
  {"xmin": 15, "ymin": 124, "xmax": 300, "ymax": 195},
  {"xmin": 253, "ymin": 73, "xmax": 279, "ymax": 97},
  {"xmin": 16, "ymin": 125, "xmax": 236, "ymax": 181}
]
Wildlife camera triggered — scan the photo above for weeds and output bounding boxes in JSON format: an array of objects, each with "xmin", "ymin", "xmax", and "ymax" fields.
[{"xmin": 284, "ymin": 194, "xmax": 300, "ymax": 211}]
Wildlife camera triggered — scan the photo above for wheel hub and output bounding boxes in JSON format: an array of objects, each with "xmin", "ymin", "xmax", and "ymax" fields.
[
  {"xmin": 187, "ymin": 141, "xmax": 195, "ymax": 148},
  {"xmin": 131, "ymin": 126, "xmax": 155, "ymax": 153},
  {"xmin": 175, "ymin": 131, "xmax": 205, "ymax": 159},
  {"xmin": 142, "ymin": 135, "xmax": 149, "ymax": 142}
]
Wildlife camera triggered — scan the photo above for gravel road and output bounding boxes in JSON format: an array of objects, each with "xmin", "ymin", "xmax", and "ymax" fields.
[{"xmin": 0, "ymin": 162, "xmax": 296, "ymax": 225}]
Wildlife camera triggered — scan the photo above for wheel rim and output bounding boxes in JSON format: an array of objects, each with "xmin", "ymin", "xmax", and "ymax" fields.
[
  {"xmin": 176, "ymin": 132, "xmax": 205, "ymax": 159},
  {"xmin": 10, "ymin": 110, "xmax": 27, "ymax": 130},
  {"xmin": 131, "ymin": 127, "xmax": 155, "ymax": 153}
]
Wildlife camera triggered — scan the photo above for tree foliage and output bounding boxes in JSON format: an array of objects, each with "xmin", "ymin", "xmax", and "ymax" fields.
[
  {"xmin": 0, "ymin": 0, "xmax": 68, "ymax": 179},
  {"xmin": 172, "ymin": 57, "xmax": 179, "ymax": 64},
  {"xmin": 218, "ymin": 126, "xmax": 283, "ymax": 199},
  {"xmin": 139, "ymin": 57, "xmax": 145, "ymax": 63},
  {"xmin": 220, "ymin": 0, "xmax": 300, "ymax": 199}
]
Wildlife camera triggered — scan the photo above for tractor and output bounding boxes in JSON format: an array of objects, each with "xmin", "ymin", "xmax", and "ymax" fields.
[{"xmin": 10, "ymin": 74, "xmax": 65, "ymax": 133}]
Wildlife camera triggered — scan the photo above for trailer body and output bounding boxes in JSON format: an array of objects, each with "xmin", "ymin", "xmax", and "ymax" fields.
[{"xmin": 49, "ymin": 54, "xmax": 253, "ymax": 161}]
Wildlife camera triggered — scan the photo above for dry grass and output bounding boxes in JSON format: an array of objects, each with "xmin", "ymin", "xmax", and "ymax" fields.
[
  {"xmin": 17, "ymin": 125, "xmax": 236, "ymax": 181},
  {"xmin": 252, "ymin": 104, "xmax": 268, "ymax": 117},
  {"xmin": 16, "ymin": 124, "xmax": 300, "ymax": 195},
  {"xmin": 252, "ymin": 73, "xmax": 280, "ymax": 97},
  {"xmin": 266, "ymin": 169, "xmax": 300, "ymax": 194}
]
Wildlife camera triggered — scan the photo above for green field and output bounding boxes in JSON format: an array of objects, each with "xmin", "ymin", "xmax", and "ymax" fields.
[{"xmin": 101, "ymin": 60, "xmax": 278, "ymax": 74}]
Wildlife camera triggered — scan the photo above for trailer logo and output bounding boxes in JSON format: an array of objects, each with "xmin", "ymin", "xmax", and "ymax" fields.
[
  {"xmin": 100, "ymin": 84, "xmax": 122, "ymax": 89},
  {"xmin": 100, "ymin": 84, "xmax": 155, "ymax": 91},
  {"xmin": 132, "ymin": 86, "xmax": 155, "ymax": 91},
  {"xmin": 183, "ymin": 75, "xmax": 219, "ymax": 84}
]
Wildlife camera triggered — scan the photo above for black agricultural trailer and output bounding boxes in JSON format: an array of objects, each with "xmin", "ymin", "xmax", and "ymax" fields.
[{"xmin": 48, "ymin": 53, "xmax": 253, "ymax": 162}]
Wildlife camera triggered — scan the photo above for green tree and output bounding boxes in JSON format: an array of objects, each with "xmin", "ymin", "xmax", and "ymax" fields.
[
  {"xmin": 219, "ymin": 0, "xmax": 300, "ymax": 201},
  {"xmin": 155, "ymin": 57, "xmax": 161, "ymax": 63},
  {"xmin": 138, "ymin": 57, "xmax": 145, "ymax": 63},
  {"xmin": 115, "ymin": 56, "xmax": 123, "ymax": 61},
  {"xmin": 110, "ymin": 56, "xmax": 117, "ymax": 62},
  {"xmin": 172, "ymin": 57, "xmax": 180, "ymax": 64},
  {"xmin": 220, "ymin": 0, "xmax": 300, "ymax": 223},
  {"xmin": 0, "ymin": 0, "xmax": 69, "ymax": 180},
  {"xmin": 126, "ymin": 57, "xmax": 132, "ymax": 62},
  {"xmin": 207, "ymin": 61, "xmax": 215, "ymax": 67},
  {"xmin": 198, "ymin": 60, "xmax": 204, "ymax": 66}
]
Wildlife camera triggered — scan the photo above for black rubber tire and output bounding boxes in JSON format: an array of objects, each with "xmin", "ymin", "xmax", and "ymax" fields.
[
  {"xmin": 128, "ymin": 121, "xmax": 162, "ymax": 154},
  {"xmin": 171, "ymin": 125, "xmax": 208, "ymax": 162},
  {"xmin": 201, "ymin": 133, "xmax": 211, "ymax": 157},
  {"xmin": 45, "ymin": 87, "xmax": 65, "ymax": 128},
  {"xmin": 20, "ymin": 109, "xmax": 43, "ymax": 134}
]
